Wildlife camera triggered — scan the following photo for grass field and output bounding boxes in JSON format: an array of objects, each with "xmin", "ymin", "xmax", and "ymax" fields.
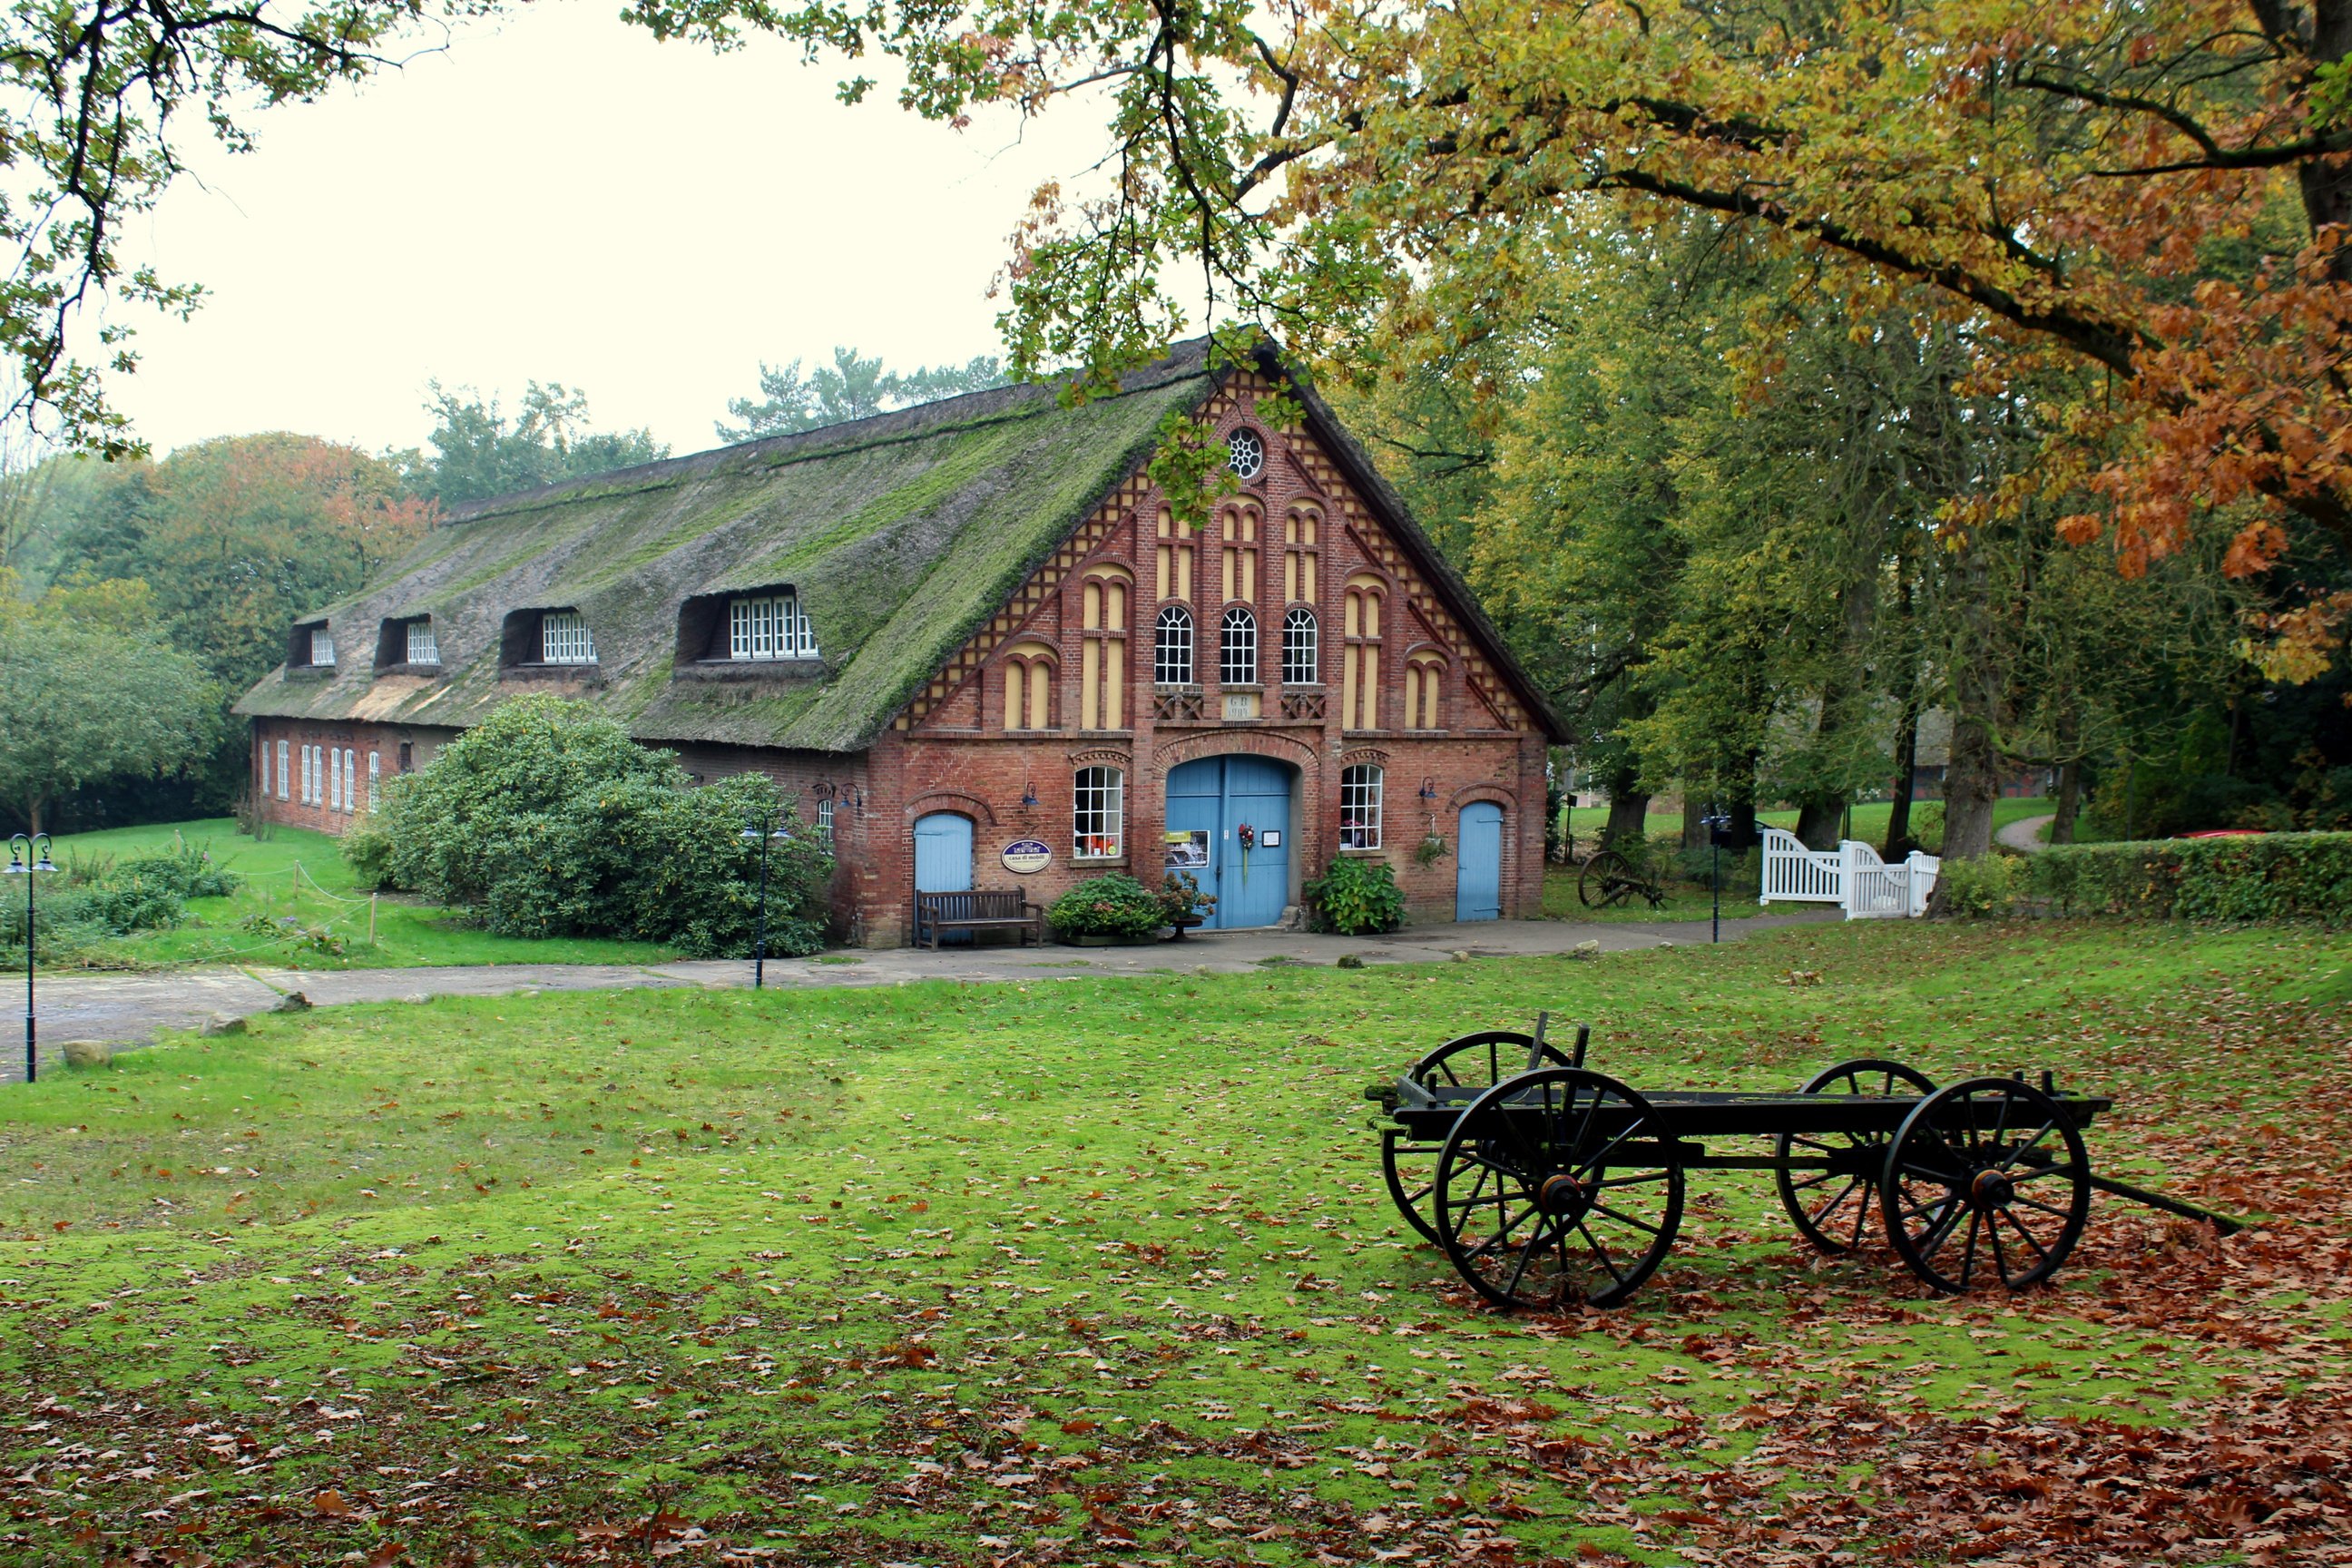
[
  {"xmin": 44, "ymin": 818, "xmax": 685, "ymax": 970},
  {"xmin": 1564, "ymin": 796, "xmax": 2057, "ymax": 851},
  {"xmin": 0, "ymin": 919, "xmax": 2344, "ymax": 1564}
]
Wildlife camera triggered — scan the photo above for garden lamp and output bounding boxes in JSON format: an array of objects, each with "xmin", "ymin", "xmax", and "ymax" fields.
[
  {"xmin": 1699, "ymin": 807, "xmax": 1733, "ymax": 946},
  {"xmin": 5, "ymin": 833, "xmax": 55, "ymax": 1083},
  {"xmin": 740, "ymin": 811, "xmax": 791, "ymax": 989}
]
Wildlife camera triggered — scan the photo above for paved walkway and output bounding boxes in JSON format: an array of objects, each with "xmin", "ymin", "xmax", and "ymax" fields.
[
  {"xmin": 1997, "ymin": 813, "xmax": 2057, "ymax": 854},
  {"xmin": 16, "ymin": 910, "xmax": 1838, "ymax": 1079}
]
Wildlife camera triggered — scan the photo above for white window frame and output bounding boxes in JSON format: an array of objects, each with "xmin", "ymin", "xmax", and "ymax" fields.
[
  {"xmin": 405, "ymin": 619, "xmax": 439, "ymax": 664},
  {"xmin": 367, "ymin": 750, "xmax": 379, "ymax": 812},
  {"xmin": 1220, "ymin": 605, "xmax": 1258, "ymax": 686},
  {"xmin": 542, "ymin": 610, "xmax": 596, "ymax": 664},
  {"xmin": 1340, "ymin": 764, "xmax": 1384, "ymax": 850},
  {"xmin": 259, "ymin": 741, "xmax": 270, "ymax": 799},
  {"xmin": 816, "ymin": 797, "xmax": 834, "ymax": 848},
  {"xmin": 729, "ymin": 592, "xmax": 818, "ymax": 661},
  {"xmin": 344, "ymin": 749, "xmax": 358, "ymax": 813},
  {"xmin": 1228, "ymin": 427, "xmax": 1265, "ymax": 480},
  {"xmin": 309, "ymin": 627, "xmax": 336, "ymax": 667},
  {"xmin": 1153, "ymin": 605, "xmax": 1194, "ymax": 686},
  {"xmin": 299, "ymin": 745, "xmax": 311, "ymax": 805},
  {"xmin": 276, "ymin": 740, "xmax": 289, "ymax": 800},
  {"xmin": 330, "ymin": 748, "xmax": 344, "ymax": 811},
  {"xmin": 1282, "ymin": 607, "xmax": 1318, "ymax": 685},
  {"xmin": 1073, "ymin": 767, "xmax": 1124, "ymax": 860}
]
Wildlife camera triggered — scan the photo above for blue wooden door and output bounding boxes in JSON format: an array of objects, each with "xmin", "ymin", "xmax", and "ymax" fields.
[
  {"xmin": 1455, "ymin": 801, "xmax": 1504, "ymax": 922},
  {"xmin": 913, "ymin": 811, "xmax": 975, "ymax": 943},
  {"xmin": 1164, "ymin": 756, "xmax": 1293, "ymax": 928}
]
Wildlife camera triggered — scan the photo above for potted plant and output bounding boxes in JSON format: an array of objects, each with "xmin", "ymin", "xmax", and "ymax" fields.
[
  {"xmin": 1046, "ymin": 874, "xmax": 1169, "ymax": 946},
  {"xmin": 1158, "ymin": 869, "xmax": 1216, "ymax": 938}
]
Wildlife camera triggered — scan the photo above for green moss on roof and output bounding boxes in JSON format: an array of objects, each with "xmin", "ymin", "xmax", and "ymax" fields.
[{"xmin": 233, "ymin": 349, "xmax": 1219, "ymax": 752}]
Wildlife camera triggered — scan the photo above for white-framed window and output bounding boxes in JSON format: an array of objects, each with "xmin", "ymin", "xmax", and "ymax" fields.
[
  {"xmin": 729, "ymin": 592, "xmax": 818, "ymax": 661},
  {"xmin": 543, "ymin": 611, "xmax": 596, "ymax": 664},
  {"xmin": 309, "ymin": 628, "xmax": 336, "ymax": 666},
  {"xmin": 259, "ymin": 741, "xmax": 270, "ymax": 798},
  {"xmin": 299, "ymin": 745, "xmax": 312, "ymax": 805},
  {"xmin": 1153, "ymin": 605, "xmax": 1194, "ymax": 686},
  {"xmin": 405, "ymin": 619, "xmax": 439, "ymax": 664},
  {"xmin": 368, "ymin": 750, "xmax": 379, "ymax": 812},
  {"xmin": 330, "ymin": 748, "xmax": 344, "ymax": 811},
  {"xmin": 1283, "ymin": 607, "xmax": 1318, "ymax": 685},
  {"xmin": 1073, "ymin": 767, "xmax": 1123, "ymax": 859},
  {"xmin": 1220, "ymin": 605, "xmax": 1258, "ymax": 685},
  {"xmin": 1228, "ymin": 427, "xmax": 1265, "ymax": 481},
  {"xmin": 276, "ymin": 740, "xmax": 289, "ymax": 800},
  {"xmin": 816, "ymin": 797, "xmax": 834, "ymax": 848},
  {"xmin": 344, "ymin": 749, "xmax": 358, "ymax": 813},
  {"xmin": 1340, "ymin": 763, "xmax": 1384, "ymax": 850}
]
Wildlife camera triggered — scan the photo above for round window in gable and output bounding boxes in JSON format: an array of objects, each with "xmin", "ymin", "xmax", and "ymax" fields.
[{"xmin": 1227, "ymin": 426, "xmax": 1266, "ymax": 481}]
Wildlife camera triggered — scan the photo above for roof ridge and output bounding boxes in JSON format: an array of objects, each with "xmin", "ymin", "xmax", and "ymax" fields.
[{"xmin": 443, "ymin": 337, "xmax": 1217, "ymax": 524}]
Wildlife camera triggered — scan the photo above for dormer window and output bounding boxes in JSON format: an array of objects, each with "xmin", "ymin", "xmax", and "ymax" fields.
[
  {"xmin": 289, "ymin": 620, "xmax": 335, "ymax": 671},
  {"xmin": 405, "ymin": 619, "xmax": 439, "ymax": 665},
  {"xmin": 310, "ymin": 628, "xmax": 335, "ymax": 665},
  {"xmin": 730, "ymin": 591, "xmax": 818, "ymax": 661},
  {"xmin": 542, "ymin": 611, "xmax": 596, "ymax": 664}
]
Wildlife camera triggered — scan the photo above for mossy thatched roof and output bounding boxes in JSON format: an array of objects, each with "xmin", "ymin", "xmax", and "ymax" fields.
[
  {"xmin": 233, "ymin": 346, "xmax": 1220, "ymax": 752},
  {"xmin": 233, "ymin": 338, "xmax": 1564, "ymax": 751}
]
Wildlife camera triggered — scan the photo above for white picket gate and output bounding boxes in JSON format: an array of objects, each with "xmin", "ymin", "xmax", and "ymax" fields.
[{"xmin": 1759, "ymin": 828, "xmax": 1940, "ymax": 919}]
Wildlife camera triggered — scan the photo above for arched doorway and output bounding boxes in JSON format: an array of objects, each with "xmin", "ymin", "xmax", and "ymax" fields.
[
  {"xmin": 1165, "ymin": 755, "xmax": 1296, "ymax": 928},
  {"xmin": 912, "ymin": 811, "xmax": 975, "ymax": 945},
  {"xmin": 1455, "ymin": 801, "xmax": 1504, "ymax": 922}
]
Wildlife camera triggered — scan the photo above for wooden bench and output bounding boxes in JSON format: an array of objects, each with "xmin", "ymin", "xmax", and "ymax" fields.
[{"xmin": 914, "ymin": 889, "xmax": 1044, "ymax": 949}]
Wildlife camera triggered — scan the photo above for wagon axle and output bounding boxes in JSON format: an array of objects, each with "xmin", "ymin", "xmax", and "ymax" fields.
[{"xmin": 1371, "ymin": 1014, "xmax": 2247, "ymax": 1310}]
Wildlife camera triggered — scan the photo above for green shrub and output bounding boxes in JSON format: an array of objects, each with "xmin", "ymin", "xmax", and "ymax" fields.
[
  {"xmin": 1047, "ymin": 875, "xmax": 1168, "ymax": 941},
  {"xmin": 0, "ymin": 838, "xmax": 238, "ymax": 960},
  {"xmin": 368, "ymin": 696, "xmax": 831, "ymax": 956},
  {"xmin": 340, "ymin": 818, "xmax": 397, "ymax": 890},
  {"xmin": 1304, "ymin": 857, "xmax": 1406, "ymax": 935},
  {"xmin": 1937, "ymin": 832, "xmax": 2352, "ymax": 924},
  {"xmin": 1932, "ymin": 853, "xmax": 2025, "ymax": 918}
]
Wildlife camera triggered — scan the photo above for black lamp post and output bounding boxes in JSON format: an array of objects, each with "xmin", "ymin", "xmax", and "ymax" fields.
[
  {"xmin": 5, "ymin": 833, "xmax": 55, "ymax": 1083},
  {"xmin": 1699, "ymin": 807, "xmax": 1732, "ymax": 946},
  {"xmin": 740, "ymin": 810, "xmax": 790, "ymax": 989}
]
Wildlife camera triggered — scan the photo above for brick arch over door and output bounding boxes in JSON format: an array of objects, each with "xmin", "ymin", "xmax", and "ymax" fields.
[
  {"xmin": 1447, "ymin": 783, "xmax": 1518, "ymax": 811},
  {"xmin": 1153, "ymin": 729, "xmax": 1321, "ymax": 779},
  {"xmin": 903, "ymin": 789, "xmax": 998, "ymax": 828}
]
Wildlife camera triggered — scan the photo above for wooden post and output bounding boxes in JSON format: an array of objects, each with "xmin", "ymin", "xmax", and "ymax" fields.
[{"xmin": 368, "ymin": 893, "xmax": 377, "ymax": 946}]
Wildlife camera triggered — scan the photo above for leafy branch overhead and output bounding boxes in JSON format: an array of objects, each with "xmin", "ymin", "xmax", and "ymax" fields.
[{"xmin": 618, "ymin": 0, "xmax": 2352, "ymax": 654}]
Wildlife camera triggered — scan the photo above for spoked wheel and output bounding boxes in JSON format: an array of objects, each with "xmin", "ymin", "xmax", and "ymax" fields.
[
  {"xmin": 1434, "ymin": 1067, "xmax": 1684, "ymax": 1309},
  {"xmin": 1383, "ymin": 1031, "xmax": 1576, "ymax": 1244},
  {"xmin": 1880, "ymin": 1077, "xmax": 2092, "ymax": 1294},
  {"xmin": 1775, "ymin": 1058, "xmax": 1938, "ymax": 1254},
  {"xmin": 1578, "ymin": 851, "xmax": 1637, "ymax": 910}
]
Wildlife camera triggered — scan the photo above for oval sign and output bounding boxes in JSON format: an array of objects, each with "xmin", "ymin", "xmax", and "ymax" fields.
[{"xmin": 1001, "ymin": 839, "xmax": 1052, "ymax": 875}]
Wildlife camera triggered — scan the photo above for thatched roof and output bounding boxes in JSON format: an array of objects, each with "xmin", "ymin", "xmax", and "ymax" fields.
[{"xmin": 234, "ymin": 338, "xmax": 1564, "ymax": 751}]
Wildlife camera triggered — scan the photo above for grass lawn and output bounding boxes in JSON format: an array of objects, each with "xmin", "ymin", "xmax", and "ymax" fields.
[
  {"xmin": 0, "ymin": 920, "xmax": 2345, "ymax": 1564},
  {"xmin": 1565, "ymin": 797, "xmax": 2056, "ymax": 852},
  {"xmin": 44, "ymin": 818, "xmax": 686, "ymax": 970}
]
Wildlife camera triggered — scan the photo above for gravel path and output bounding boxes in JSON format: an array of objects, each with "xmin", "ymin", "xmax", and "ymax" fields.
[
  {"xmin": 1997, "ymin": 813, "xmax": 2057, "ymax": 854},
  {"xmin": 13, "ymin": 908, "xmax": 1840, "ymax": 1081}
]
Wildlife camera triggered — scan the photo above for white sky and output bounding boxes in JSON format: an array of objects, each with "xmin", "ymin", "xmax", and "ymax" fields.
[{"xmin": 103, "ymin": 4, "xmax": 1110, "ymax": 460}]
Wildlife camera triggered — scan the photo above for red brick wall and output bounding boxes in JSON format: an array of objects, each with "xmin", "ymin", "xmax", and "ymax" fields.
[{"xmin": 250, "ymin": 718, "xmax": 457, "ymax": 835}]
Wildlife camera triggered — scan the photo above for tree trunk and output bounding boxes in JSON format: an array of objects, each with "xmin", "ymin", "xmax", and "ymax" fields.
[
  {"xmin": 1681, "ymin": 795, "xmax": 1706, "ymax": 850},
  {"xmin": 1940, "ymin": 711, "xmax": 2002, "ymax": 860},
  {"xmin": 1884, "ymin": 701, "xmax": 1920, "ymax": 857},
  {"xmin": 1601, "ymin": 772, "xmax": 1651, "ymax": 848},
  {"xmin": 1794, "ymin": 798, "xmax": 1844, "ymax": 851},
  {"xmin": 2052, "ymin": 759, "xmax": 2082, "ymax": 845}
]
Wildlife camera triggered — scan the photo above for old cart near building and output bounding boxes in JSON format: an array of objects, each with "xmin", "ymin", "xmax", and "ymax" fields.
[
  {"xmin": 1371, "ymin": 1018, "xmax": 2244, "ymax": 1309},
  {"xmin": 235, "ymin": 339, "xmax": 1563, "ymax": 945}
]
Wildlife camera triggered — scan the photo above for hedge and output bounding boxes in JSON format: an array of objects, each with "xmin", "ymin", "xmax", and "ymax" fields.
[{"xmin": 1942, "ymin": 832, "xmax": 2352, "ymax": 924}]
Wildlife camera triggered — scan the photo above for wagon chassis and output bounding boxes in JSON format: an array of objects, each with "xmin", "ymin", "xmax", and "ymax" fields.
[{"xmin": 1369, "ymin": 1015, "xmax": 2243, "ymax": 1310}]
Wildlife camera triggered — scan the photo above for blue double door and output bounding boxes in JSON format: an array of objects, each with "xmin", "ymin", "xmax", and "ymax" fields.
[{"xmin": 1165, "ymin": 756, "xmax": 1294, "ymax": 929}]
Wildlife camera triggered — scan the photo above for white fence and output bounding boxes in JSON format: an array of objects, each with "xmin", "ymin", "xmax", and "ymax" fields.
[{"xmin": 1759, "ymin": 828, "xmax": 1940, "ymax": 919}]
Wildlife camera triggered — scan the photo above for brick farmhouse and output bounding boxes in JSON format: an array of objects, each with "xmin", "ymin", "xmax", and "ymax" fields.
[{"xmin": 233, "ymin": 340, "xmax": 1565, "ymax": 945}]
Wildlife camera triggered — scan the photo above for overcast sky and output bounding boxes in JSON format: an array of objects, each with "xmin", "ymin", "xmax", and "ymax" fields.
[{"xmin": 103, "ymin": 4, "xmax": 1108, "ymax": 460}]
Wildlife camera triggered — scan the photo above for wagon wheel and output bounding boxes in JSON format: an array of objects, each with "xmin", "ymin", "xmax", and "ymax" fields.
[
  {"xmin": 1880, "ymin": 1077, "xmax": 2092, "ymax": 1294},
  {"xmin": 1383, "ymin": 1031, "xmax": 1579, "ymax": 1244},
  {"xmin": 1434, "ymin": 1067, "xmax": 1684, "ymax": 1310},
  {"xmin": 1774, "ymin": 1058, "xmax": 1938, "ymax": 1255},
  {"xmin": 1578, "ymin": 850, "xmax": 1639, "ymax": 910}
]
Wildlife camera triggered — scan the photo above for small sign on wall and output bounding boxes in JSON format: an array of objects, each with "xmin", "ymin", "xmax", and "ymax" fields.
[{"xmin": 1002, "ymin": 839, "xmax": 1052, "ymax": 874}]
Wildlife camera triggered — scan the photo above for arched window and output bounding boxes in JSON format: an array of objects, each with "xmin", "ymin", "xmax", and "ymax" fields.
[
  {"xmin": 1340, "ymin": 764, "xmax": 1384, "ymax": 850},
  {"xmin": 1220, "ymin": 605, "xmax": 1258, "ymax": 686},
  {"xmin": 1153, "ymin": 506, "xmax": 1195, "ymax": 602},
  {"xmin": 1343, "ymin": 573, "xmax": 1386, "ymax": 730},
  {"xmin": 1000, "ymin": 639, "xmax": 1056, "ymax": 730},
  {"xmin": 1154, "ymin": 605, "xmax": 1195, "ymax": 686},
  {"xmin": 1282, "ymin": 503, "xmax": 1321, "ymax": 603},
  {"xmin": 1282, "ymin": 608, "xmax": 1318, "ymax": 685},
  {"xmin": 1404, "ymin": 652, "xmax": 1446, "ymax": 730},
  {"xmin": 1079, "ymin": 567, "xmax": 1132, "ymax": 730},
  {"xmin": 1218, "ymin": 500, "xmax": 1260, "ymax": 603},
  {"xmin": 1073, "ymin": 766, "xmax": 1124, "ymax": 859}
]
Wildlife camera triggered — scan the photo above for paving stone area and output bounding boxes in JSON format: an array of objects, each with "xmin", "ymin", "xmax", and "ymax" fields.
[{"xmin": 13, "ymin": 910, "xmax": 1839, "ymax": 1081}]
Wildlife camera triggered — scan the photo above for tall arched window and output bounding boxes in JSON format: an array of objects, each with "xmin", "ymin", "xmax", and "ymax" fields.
[
  {"xmin": 1152, "ymin": 506, "xmax": 1195, "ymax": 602},
  {"xmin": 1340, "ymin": 764, "xmax": 1384, "ymax": 849},
  {"xmin": 1220, "ymin": 605, "xmax": 1258, "ymax": 686},
  {"xmin": 1218, "ymin": 500, "xmax": 1260, "ymax": 603},
  {"xmin": 1154, "ymin": 605, "xmax": 1195, "ymax": 686},
  {"xmin": 1079, "ymin": 567, "xmax": 1132, "ymax": 730},
  {"xmin": 1403, "ymin": 652, "xmax": 1446, "ymax": 730},
  {"xmin": 1000, "ymin": 639, "xmax": 1056, "ymax": 730},
  {"xmin": 1343, "ymin": 574, "xmax": 1386, "ymax": 730},
  {"xmin": 1073, "ymin": 766, "xmax": 1124, "ymax": 859},
  {"xmin": 1282, "ymin": 608, "xmax": 1318, "ymax": 685},
  {"xmin": 1283, "ymin": 503, "xmax": 1321, "ymax": 603}
]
